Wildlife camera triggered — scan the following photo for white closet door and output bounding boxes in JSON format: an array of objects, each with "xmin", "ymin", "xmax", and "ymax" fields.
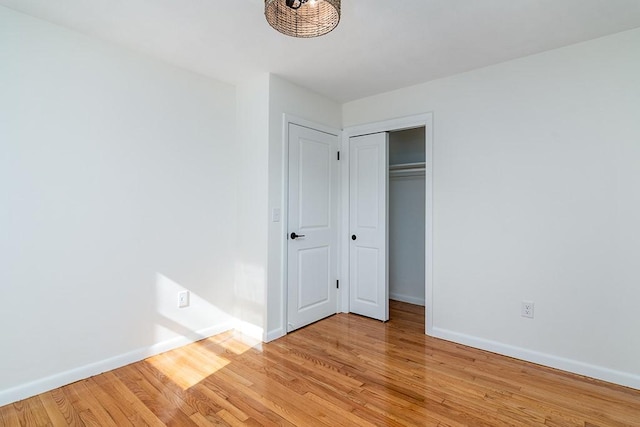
[
  {"xmin": 287, "ymin": 123, "xmax": 339, "ymax": 332},
  {"xmin": 349, "ymin": 132, "xmax": 388, "ymax": 321}
]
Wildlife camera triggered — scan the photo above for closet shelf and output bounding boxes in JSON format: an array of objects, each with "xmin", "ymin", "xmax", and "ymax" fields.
[{"xmin": 389, "ymin": 162, "xmax": 425, "ymax": 171}]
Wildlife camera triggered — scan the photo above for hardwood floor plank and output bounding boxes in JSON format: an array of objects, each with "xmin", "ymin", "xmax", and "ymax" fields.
[
  {"xmin": 215, "ymin": 408, "xmax": 249, "ymax": 426},
  {"xmin": 113, "ymin": 365, "xmax": 198, "ymax": 426},
  {"xmin": 188, "ymin": 411, "xmax": 229, "ymax": 427},
  {"xmin": 0, "ymin": 403, "xmax": 21, "ymax": 427},
  {"xmin": 135, "ymin": 359, "xmax": 233, "ymax": 426},
  {"xmin": 90, "ymin": 372, "xmax": 162, "ymax": 426},
  {"xmin": 84, "ymin": 377, "xmax": 136, "ymax": 426},
  {"xmin": 2, "ymin": 301, "xmax": 639, "ymax": 426},
  {"xmin": 46, "ymin": 387, "xmax": 84, "ymax": 426},
  {"xmin": 10, "ymin": 396, "xmax": 53, "ymax": 427},
  {"xmin": 66, "ymin": 380, "xmax": 121, "ymax": 426},
  {"xmin": 207, "ymin": 363, "xmax": 334, "ymax": 426},
  {"xmin": 37, "ymin": 392, "xmax": 71, "ymax": 427},
  {"xmin": 302, "ymin": 392, "xmax": 379, "ymax": 427}
]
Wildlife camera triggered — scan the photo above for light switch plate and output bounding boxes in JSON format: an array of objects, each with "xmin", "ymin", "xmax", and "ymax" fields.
[{"xmin": 272, "ymin": 208, "xmax": 281, "ymax": 222}]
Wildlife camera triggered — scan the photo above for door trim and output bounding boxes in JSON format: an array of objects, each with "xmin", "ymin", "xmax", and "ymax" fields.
[
  {"xmin": 280, "ymin": 114, "xmax": 341, "ymax": 340},
  {"xmin": 341, "ymin": 113, "xmax": 434, "ymax": 335}
]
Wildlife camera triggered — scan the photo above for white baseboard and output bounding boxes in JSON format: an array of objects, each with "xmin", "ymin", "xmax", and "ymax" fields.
[
  {"xmin": 0, "ymin": 321, "xmax": 236, "ymax": 407},
  {"xmin": 431, "ymin": 327, "xmax": 640, "ymax": 391},
  {"xmin": 389, "ymin": 292, "xmax": 425, "ymax": 306},
  {"xmin": 265, "ymin": 327, "xmax": 285, "ymax": 343},
  {"xmin": 234, "ymin": 320, "xmax": 264, "ymax": 342}
]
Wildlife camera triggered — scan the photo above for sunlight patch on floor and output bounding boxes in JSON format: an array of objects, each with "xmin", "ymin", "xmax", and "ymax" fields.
[
  {"xmin": 145, "ymin": 329, "xmax": 262, "ymax": 390},
  {"xmin": 146, "ymin": 345, "xmax": 231, "ymax": 390}
]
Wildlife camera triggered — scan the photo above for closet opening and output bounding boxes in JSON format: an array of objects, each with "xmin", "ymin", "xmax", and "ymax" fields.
[
  {"xmin": 344, "ymin": 113, "xmax": 432, "ymax": 332},
  {"xmin": 388, "ymin": 127, "xmax": 426, "ymax": 322}
]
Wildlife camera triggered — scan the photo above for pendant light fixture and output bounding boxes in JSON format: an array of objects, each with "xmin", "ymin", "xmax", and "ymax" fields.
[{"xmin": 265, "ymin": 0, "xmax": 341, "ymax": 38}]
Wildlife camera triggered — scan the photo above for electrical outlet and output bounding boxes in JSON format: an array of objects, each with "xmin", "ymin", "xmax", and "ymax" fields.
[
  {"xmin": 521, "ymin": 301, "xmax": 534, "ymax": 318},
  {"xmin": 178, "ymin": 291, "xmax": 190, "ymax": 308}
]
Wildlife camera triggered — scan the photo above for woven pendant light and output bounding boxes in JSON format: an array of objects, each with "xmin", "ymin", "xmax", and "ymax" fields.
[{"xmin": 265, "ymin": 0, "xmax": 341, "ymax": 38}]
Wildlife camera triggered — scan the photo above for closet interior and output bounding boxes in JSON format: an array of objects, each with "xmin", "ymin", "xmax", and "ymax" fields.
[{"xmin": 388, "ymin": 127, "xmax": 426, "ymax": 308}]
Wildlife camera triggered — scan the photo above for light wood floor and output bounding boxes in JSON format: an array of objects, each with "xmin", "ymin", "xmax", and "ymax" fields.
[{"xmin": 2, "ymin": 301, "xmax": 639, "ymax": 426}]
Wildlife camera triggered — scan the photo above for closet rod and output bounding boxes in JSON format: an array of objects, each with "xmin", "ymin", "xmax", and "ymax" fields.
[{"xmin": 389, "ymin": 168, "xmax": 426, "ymax": 177}]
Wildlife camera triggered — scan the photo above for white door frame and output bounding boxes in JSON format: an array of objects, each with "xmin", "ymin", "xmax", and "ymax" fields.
[
  {"xmin": 281, "ymin": 114, "xmax": 342, "ymax": 337},
  {"xmin": 341, "ymin": 113, "xmax": 434, "ymax": 335}
]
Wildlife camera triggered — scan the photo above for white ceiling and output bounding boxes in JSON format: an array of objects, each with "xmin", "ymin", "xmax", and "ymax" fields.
[{"xmin": 3, "ymin": 0, "xmax": 640, "ymax": 103}]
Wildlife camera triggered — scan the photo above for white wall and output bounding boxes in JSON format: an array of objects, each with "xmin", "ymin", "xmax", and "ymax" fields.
[
  {"xmin": 344, "ymin": 28, "xmax": 640, "ymax": 388},
  {"xmin": 266, "ymin": 75, "xmax": 342, "ymax": 340},
  {"xmin": 234, "ymin": 74, "xmax": 270, "ymax": 338},
  {"xmin": 0, "ymin": 7, "xmax": 238, "ymax": 404}
]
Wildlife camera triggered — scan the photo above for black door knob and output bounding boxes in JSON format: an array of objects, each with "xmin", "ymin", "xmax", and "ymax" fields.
[
  {"xmin": 351, "ymin": 234, "xmax": 357, "ymax": 240},
  {"xmin": 291, "ymin": 232, "xmax": 306, "ymax": 240}
]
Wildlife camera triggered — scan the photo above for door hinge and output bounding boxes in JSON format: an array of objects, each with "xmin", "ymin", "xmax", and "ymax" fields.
[
  {"xmin": 337, "ymin": 151, "xmax": 340, "ymax": 161},
  {"xmin": 336, "ymin": 280, "xmax": 340, "ymax": 289}
]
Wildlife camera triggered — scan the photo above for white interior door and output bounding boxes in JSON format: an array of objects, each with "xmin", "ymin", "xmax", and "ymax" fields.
[
  {"xmin": 287, "ymin": 123, "xmax": 339, "ymax": 332},
  {"xmin": 349, "ymin": 132, "xmax": 389, "ymax": 321}
]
